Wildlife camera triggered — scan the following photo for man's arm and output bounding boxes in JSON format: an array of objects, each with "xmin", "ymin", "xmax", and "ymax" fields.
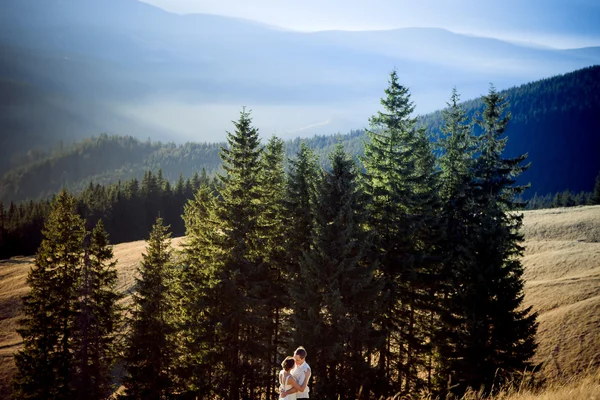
[{"xmin": 300, "ymin": 369, "xmax": 311, "ymax": 392}]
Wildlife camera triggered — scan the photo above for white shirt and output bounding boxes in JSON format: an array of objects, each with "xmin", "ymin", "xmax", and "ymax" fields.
[{"xmin": 291, "ymin": 361, "xmax": 310, "ymax": 398}]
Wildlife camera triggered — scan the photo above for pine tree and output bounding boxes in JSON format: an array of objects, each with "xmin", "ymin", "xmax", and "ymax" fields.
[
  {"xmin": 122, "ymin": 217, "xmax": 175, "ymax": 399},
  {"xmin": 434, "ymin": 88, "xmax": 480, "ymax": 394},
  {"xmin": 256, "ymin": 136, "xmax": 289, "ymax": 395},
  {"xmin": 72, "ymin": 220, "xmax": 122, "ymax": 400},
  {"xmin": 141, "ymin": 171, "xmax": 162, "ymax": 230},
  {"xmin": 593, "ymin": 170, "xmax": 600, "ymax": 204},
  {"xmin": 283, "ymin": 142, "xmax": 320, "ymax": 377},
  {"xmin": 214, "ymin": 108, "xmax": 266, "ymax": 398},
  {"xmin": 450, "ymin": 86, "xmax": 537, "ymax": 393},
  {"xmin": 13, "ymin": 190, "xmax": 86, "ymax": 400},
  {"xmin": 177, "ymin": 184, "xmax": 220, "ymax": 397},
  {"xmin": 292, "ymin": 144, "xmax": 379, "ymax": 399},
  {"xmin": 360, "ymin": 70, "xmax": 431, "ymax": 395},
  {"xmin": 405, "ymin": 126, "xmax": 444, "ymax": 393},
  {"xmin": 180, "ymin": 109, "xmax": 272, "ymax": 398},
  {"xmin": 284, "ymin": 142, "xmax": 320, "ymax": 272}
]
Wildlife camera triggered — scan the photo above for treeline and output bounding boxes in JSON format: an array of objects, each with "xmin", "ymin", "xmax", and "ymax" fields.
[
  {"xmin": 0, "ymin": 134, "xmax": 223, "ymax": 203},
  {"xmin": 0, "ymin": 169, "xmax": 215, "ymax": 260},
  {"xmin": 13, "ymin": 73, "xmax": 538, "ymax": 399},
  {"xmin": 526, "ymin": 180, "xmax": 600, "ymax": 210},
  {"xmin": 0, "ymin": 130, "xmax": 365, "ymax": 204}
]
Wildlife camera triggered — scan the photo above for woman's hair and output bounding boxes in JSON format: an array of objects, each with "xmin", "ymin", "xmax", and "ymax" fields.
[{"xmin": 281, "ymin": 356, "xmax": 295, "ymax": 371}]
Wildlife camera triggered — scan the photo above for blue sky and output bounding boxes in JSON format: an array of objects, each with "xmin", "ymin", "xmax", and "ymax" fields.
[{"xmin": 140, "ymin": 0, "xmax": 600, "ymax": 48}]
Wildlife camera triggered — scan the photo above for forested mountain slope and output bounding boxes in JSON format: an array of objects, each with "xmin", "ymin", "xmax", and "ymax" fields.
[
  {"xmin": 419, "ymin": 65, "xmax": 600, "ymax": 196},
  {"xmin": 1, "ymin": 66, "xmax": 598, "ymax": 203}
]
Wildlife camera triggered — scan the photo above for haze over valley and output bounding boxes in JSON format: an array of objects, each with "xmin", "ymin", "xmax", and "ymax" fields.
[{"xmin": 1, "ymin": 0, "xmax": 600, "ymax": 150}]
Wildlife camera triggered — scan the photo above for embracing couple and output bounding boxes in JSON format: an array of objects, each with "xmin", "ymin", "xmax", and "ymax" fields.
[{"xmin": 278, "ymin": 346, "xmax": 311, "ymax": 399}]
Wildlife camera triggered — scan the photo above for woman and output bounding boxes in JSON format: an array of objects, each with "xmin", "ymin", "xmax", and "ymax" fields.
[{"xmin": 279, "ymin": 356, "xmax": 303, "ymax": 399}]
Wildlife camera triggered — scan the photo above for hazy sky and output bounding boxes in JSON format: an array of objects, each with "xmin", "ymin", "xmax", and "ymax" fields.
[{"xmin": 140, "ymin": 0, "xmax": 600, "ymax": 48}]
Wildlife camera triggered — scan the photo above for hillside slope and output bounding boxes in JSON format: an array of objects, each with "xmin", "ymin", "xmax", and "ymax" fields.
[
  {"xmin": 2, "ymin": 65, "xmax": 598, "ymax": 203},
  {"xmin": 520, "ymin": 206, "xmax": 600, "ymax": 379},
  {"xmin": 1, "ymin": 207, "xmax": 599, "ymax": 397}
]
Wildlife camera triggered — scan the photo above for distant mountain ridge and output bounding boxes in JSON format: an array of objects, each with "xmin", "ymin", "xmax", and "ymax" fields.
[
  {"xmin": 1, "ymin": 0, "xmax": 600, "ymax": 161},
  {"xmin": 1, "ymin": 66, "xmax": 598, "ymax": 203}
]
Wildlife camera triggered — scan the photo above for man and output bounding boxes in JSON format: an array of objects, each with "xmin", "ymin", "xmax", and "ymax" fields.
[{"xmin": 280, "ymin": 346, "xmax": 311, "ymax": 398}]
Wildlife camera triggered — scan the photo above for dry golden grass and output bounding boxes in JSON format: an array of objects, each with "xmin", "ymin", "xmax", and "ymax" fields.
[
  {"xmin": 520, "ymin": 206, "xmax": 600, "ymax": 381},
  {"xmin": 452, "ymin": 372, "xmax": 600, "ymax": 400},
  {"xmin": 0, "ymin": 206, "xmax": 599, "ymax": 398}
]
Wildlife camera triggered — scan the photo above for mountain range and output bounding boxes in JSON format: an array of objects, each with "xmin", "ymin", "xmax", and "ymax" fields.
[{"xmin": 1, "ymin": 0, "xmax": 599, "ymax": 162}]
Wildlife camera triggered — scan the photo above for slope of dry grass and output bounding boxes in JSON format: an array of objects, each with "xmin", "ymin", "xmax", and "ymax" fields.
[
  {"xmin": 455, "ymin": 373, "xmax": 600, "ymax": 400},
  {"xmin": 521, "ymin": 206, "xmax": 600, "ymax": 381},
  {"xmin": 0, "ymin": 206, "xmax": 599, "ymax": 398}
]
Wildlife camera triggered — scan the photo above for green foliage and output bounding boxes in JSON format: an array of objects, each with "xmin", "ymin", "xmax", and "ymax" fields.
[
  {"xmin": 0, "ymin": 134, "xmax": 223, "ymax": 204},
  {"xmin": 284, "ymin": 142, "xmax": 320, "ymax": 274},
  {"xmin": 434, "ymin": 88, "xmax": 480, "ymax": 393},
  {"xmin": 256, "ymin": 136, "xmax": 290, "ymax": 396},
  {"xmin": 0, "ymin": 169, "xmax": 215, "ymax": 260},
  {"xmin": 12, "ymin": 190, "xmax": 86, "ymax": 399},
  {"xmin": 292, "ymin": 144, "xmax": 379, "ymax": 399},
  {"xmin": 177, "ymin": 109, "xmax": 282, "ymax": 398},
  {"xmin": 122, "ymin": 217, "xmax": 176, "ymax": 399},
  {"xmin": 443, "ymin": 86, "xmax": 537, "ymax": 394},
  {"xmin": 361, "ymin": 70, "xmax": 438, "ymax": 396},
  {"xmin": 72, "ymin": 220, "xmax": 123, "ymax": 399},
  {"xmin": 11, "ymin": 191, "xmax": 123, "ymax": 400},
  {"xmin": 420, "ymin": 66, "xmax": 600, "ymax": 197},
  {"xmin": 175, "ymin": 184, "xmax": 220, "ymax": 396}
]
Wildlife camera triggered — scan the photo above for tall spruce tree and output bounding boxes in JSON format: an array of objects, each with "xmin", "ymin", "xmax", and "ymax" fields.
[
  {"xmin": 177, "ymin": 184, "xmax": 220, "ymax": 397},
  {"xmin": 292, "ymin": 144, "xmax": 379, "ymax": 399},
  {"xmin": 283, "ymin": 141, "xmax": 319, "ymax": 364},
  {"xmin": 284, "ymin": 142, "xmax": 320, "ymax": 269},
  {"xmin": 256, "ymin": 136, "xmax": 289, "ymax": 396},
  {"xmin": 13, "ymin": 190, "xmax": 86, "ymax": 400},
  {"xmin": 72, "ymin": 220, "xmax": 122, "ymax": 400},
  {"xmin": 181, "ymin": 109, "xmax": 274, "ymax": 398},
  {"xmin": 122, "ymin": 217, "xmax": 175, "ymax": 399},
  {"xmin": 434, "ymin": 88, "xmax": 480, "ymax": 394},
  {"xmin": 215, "ymin": 108, "xmax": 268, "ymax": 398},
  {"xmin": 360, "ymin": 70, "xmax": 433, "ymax": 395},
  {"xmin": 450, "ymin": 86, "xmax": 537, "ymax": 393}
]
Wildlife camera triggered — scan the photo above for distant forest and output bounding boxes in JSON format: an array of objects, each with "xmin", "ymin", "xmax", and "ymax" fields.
[{"xmin": 1, "ymin": 65, "xmax": 599, "ymax": 204}]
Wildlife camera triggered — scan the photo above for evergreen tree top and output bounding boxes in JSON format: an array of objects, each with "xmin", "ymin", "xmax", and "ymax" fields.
[
  {"xmin": 219, "ymin": 108, "xmax": 263, "ymax": 186},
  {"xmin": 369, "ymin": 70, "xmax": 416, "ymax": 130}
]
